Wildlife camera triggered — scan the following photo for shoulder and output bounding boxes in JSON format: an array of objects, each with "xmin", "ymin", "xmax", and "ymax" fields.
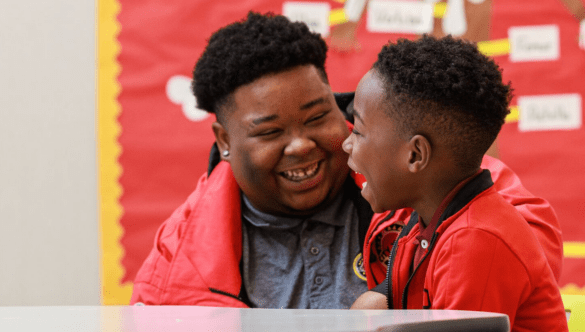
[
  {"xmin": 438, "ymin": 193, "xmax": 549, "ymax": 278},
  {"xmin": 135, "ymin": 163, "xmax": 242, "ymax": 272},
  {"xmin": 480, "ymin": 155, "xmax": 563, "ymax": 280},
  {"xmin": 132, "ymin": 164, "xmax": 244, "ymax": 303}
]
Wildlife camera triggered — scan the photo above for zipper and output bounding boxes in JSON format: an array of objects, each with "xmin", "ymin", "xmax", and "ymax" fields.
[
  {"xmin": 386, "ymin": 213, "xmax": 418, "ymax": 309},
  {"xmin": 401, "ymin": 232, "xmax": 438, "ymax": 309},
  {"xmin": 386, "ymin": 237, "xmax": 399, "ymax": 309}
]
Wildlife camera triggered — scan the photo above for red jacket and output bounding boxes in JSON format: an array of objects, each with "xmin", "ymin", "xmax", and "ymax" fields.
[
  {"xmin": 130, "ymin": 159, "xmax": 374, "ymax": 306},
  {"xmin": 383, "ymin": 170, "xmax": 567, "ymax": 331},
  {"xmin": 363, "ymin": 155, "xmax": 563, "ymax": 289},
  {"xmin": 130, "ymin": 154, "xmax": 563, "ymax": 307}
]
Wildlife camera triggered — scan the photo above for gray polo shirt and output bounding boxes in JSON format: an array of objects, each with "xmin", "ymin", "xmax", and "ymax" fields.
[{"xmin": 241, "ymin": 191, "xmax": 368, "ymax": 309}]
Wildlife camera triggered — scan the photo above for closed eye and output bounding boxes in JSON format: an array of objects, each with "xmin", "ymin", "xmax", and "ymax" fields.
[
  {"xmin": 256, "ymin": 128, "xmax": 282, "ymax": 137},
  {"xmin": 351, "ymin": 128, "xmax": 362, "ymax": 136},
  {"xmin": 306, "ymin": 111, "xmax": 329, "ymax": 124}
]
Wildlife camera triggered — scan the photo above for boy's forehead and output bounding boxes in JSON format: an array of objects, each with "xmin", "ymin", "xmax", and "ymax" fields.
[{"xmin": 355, "ymin": 72, "xmax": 387, "ymax": 115}]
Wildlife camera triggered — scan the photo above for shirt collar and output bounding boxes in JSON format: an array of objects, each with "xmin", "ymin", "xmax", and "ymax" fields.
[{"xmin": 416, "ymin": 169, "xmax": 491, "ymax": 242}]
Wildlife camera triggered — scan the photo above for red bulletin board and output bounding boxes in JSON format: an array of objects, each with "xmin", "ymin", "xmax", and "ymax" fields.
[{"xmin": 98, "ymin": 0, "xmax": 585, "ymax": 304}]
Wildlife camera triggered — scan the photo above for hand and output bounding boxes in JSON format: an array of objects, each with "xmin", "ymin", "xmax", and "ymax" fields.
[
  {"xmin": 350, "ymin": 291, "xmax": 388, "ymax": 310},
  {"xmin": 329, "ymin": 21, "xmax": 361, "ymax": 53}
]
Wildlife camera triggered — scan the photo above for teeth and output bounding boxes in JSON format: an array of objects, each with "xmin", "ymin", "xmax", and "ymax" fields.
[
  {"xmin": 281, "ymin": 162, "xmax": 319, "ymax": 181},
  {"xmin": 362, "ymin": 182, "xmax": 367, "ymax": 190}
]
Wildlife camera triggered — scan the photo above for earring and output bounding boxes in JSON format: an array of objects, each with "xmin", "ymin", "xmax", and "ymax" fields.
[{"xmin": 222, "ymin": 150, "xmax": 230, "ymax": 157}]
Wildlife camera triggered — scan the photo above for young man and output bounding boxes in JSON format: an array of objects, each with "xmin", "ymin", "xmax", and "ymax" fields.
[
  {"xmin": 344, "ymin": 35, "xmax": 567, "ymax": 331},
  {"xmin": 131, "ymin": 13, "xmax": 562, "ymax": 310}
]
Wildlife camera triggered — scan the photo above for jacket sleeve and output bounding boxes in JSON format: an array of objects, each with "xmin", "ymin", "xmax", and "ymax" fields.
[
  {"xmin": 428, "ymin": 228, "xmax": 567, "ymax": 331},
  {"xmin": 129, "ymin": 172, "xmax": 208, "ymax": 305},
  {"xmin": 480, "ymin": 155, "xmax": 563, "ymax": 281},
  {"xmin": 129, "ymin": 200, "xmax": 193, "ymax": 304}
]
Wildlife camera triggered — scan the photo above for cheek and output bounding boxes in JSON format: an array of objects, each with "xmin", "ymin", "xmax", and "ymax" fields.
[
  {"xmin": 234, "ymin": 143, "xmax": 281, "ymax": 184},
  {"xmin": 326, "ymin": 135, "xmax": 350, "ymax": 172},
  {"xmin": 319, "ymin": 123, "xmax": 350, "ymax": 153},
  {"xmin": 330, "ymin": 132, "xmax": 348, "ymax": 151},
  {"xmin": 238, "ymin": 152, "xmax": 264, "ymax": 189}
]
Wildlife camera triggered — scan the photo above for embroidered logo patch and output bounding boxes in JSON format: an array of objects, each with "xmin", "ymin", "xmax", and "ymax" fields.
[
  {"xmin": 374, "ymin": 223, "xmax": 404, "ymax": 267},
  {"xmin": 353, "ymin": 253, "xmax": 367, "ymax": 281}
]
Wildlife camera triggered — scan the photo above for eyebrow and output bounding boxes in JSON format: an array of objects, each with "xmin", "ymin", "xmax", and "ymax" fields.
[
  {"xmin": 300, "ymin": 97, "xmax": 327, "ymax": 110},
  {"xmin": 250, "ymin": 97, "xmax": 328, "ymax": 126},
  {"xmin": 252, "ymin": 114, "xmax": 279, "ymax": 125}
]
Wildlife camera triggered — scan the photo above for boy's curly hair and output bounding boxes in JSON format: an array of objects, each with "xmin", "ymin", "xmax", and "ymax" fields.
[
  {"xmin": 373, "ymin": 35, "xmax": 513, "ymax": 172},
  {"xmin": 193, "ymin": 12, "xmax": 328, "ymax": 121}
]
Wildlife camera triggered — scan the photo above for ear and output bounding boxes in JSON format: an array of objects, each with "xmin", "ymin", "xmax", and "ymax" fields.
[
  {"xmin": 212, "ymin": 122, "xmax": 230, "ymax": 160},
  {"xmin": 406, "ymin": 134, "xmax": 431, "ymax": 173}
]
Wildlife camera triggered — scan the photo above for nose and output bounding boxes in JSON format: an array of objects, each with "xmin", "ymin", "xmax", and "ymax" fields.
[
  {"xmin": 284, "ymin": 135, "xmax": 317, "ymax": 156},
  {"xmin": 342, "ymin": 135, "xmax": 353, "ymax": 155}
]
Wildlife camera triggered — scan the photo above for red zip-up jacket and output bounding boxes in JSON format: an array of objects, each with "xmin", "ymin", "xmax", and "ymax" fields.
[
  {"xmin": 380, "ymin": 170, "xmax": 567, "ymax": 331},
  {"xmin": 363, "ymin": 155, "xmax": 563, "ymax": 289},
  {"xmin": 130, "ymin": 155, "xmax": 563, "ymax": 307}
]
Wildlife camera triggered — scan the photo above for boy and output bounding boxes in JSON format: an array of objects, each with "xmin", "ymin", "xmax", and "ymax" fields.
[{"xmin": 343, "ymin": 35, "xmax": 567, "ymax": 331}]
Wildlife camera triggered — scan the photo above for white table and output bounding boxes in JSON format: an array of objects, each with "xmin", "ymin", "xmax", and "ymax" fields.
[{"xmin": 0, "ymin": 306, "xmax": 510, "ymax": 332}]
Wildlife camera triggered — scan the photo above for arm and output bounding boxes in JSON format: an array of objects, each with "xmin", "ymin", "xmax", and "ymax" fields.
[
  {"xmin": 559, "ymin": 0, "xmax": 585, "ymax": 49},
  {"xmin": 429, "ymin": 230, "xmax": 528, "ymax": 325},
  {"xmin": 351, "ymin": 277, "xmax": 389, "ymax": 309},
  {"xmin": 130, "ymin": 199, "xmax": 190, "ymax": 305},
  {"xmin": 131, "ymin": 163, "xmax": 245, "ymax": 306},
  {"xmin": 428, "ymin": 229, "xmax": 567, "ymax": 331},
  {"xmin": 559, "ymin": 0, "xmax": 585, "ymax": 21},
  {"xmin": 351, "ymin": 291, "xmax": 388, "ymax": 309},
  {"xmin": 130, "ymin": 168, "xmax": 211, "ymax": 305},
  {"xmin": 329, "ymin": 0, "xmax": 367, "ymax": 52}
]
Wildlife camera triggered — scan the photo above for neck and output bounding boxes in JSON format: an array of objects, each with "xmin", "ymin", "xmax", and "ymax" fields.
[{"xmin": 414, "ymin": 168, "xmax": 481, "ymax": 227}]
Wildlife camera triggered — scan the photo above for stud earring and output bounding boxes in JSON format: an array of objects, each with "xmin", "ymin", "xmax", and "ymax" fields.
[{"xmin": 222, "ymin": 150, "xmax": 230, "ymax": 157}]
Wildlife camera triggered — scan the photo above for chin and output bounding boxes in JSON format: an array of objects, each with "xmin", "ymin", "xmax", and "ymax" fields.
[
  {"xmin": 286, "ymin": 190, "xmax": 336, "ymax": 215},
  {"xmin": 288, "ymin": 198, "xmax": 327, "ymax": 214},
  {"xmin": 366, "ymin": 197, "xmax": 389, "ymax": 214},
  {"xmin": 370, "ymin": 204, "xmax": 387, "ymax": 214}
]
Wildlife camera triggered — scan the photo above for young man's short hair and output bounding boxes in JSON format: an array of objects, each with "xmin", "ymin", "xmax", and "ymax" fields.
[
  {"xmin": 193, "ymin": 12, "xmax": 329, "ymax": 123},
  {"xmin": 373, "ymin": 35, "xmax": 512, "ymax": 172}
]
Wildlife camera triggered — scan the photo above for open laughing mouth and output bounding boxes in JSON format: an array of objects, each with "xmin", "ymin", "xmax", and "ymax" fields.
[
  {"xmin": 279, "ymin": 161, "xmax": 321, "ymax": 182},
  {"xmin": 353, "ymin": 169, "xmax": 368, "ymax": 190}
]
